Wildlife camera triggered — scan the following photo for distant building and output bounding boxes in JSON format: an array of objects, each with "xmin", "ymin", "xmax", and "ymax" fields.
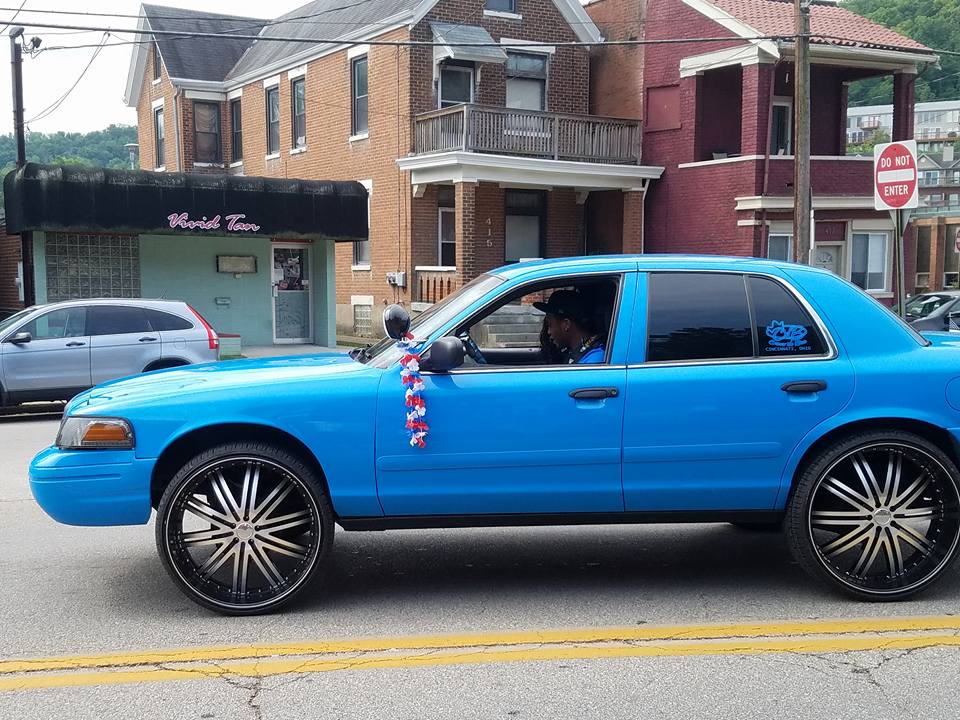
[{"xmin": 848, "ymin": 100, "xmax": 960, "ymax": 152}]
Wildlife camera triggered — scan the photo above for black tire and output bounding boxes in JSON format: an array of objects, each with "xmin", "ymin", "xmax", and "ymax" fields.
[
  {"xmin": 785, "ymin": 430, "xmax": 960, "ymax": 601},
  {"xmin": 156, "ymin": 442, "xmax": 334, "ymax": 615}
]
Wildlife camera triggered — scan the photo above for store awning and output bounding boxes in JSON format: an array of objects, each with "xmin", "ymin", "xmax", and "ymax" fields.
[{"xmin": 3, "ymin": 164, "xmax": 368, "ymax": 241}]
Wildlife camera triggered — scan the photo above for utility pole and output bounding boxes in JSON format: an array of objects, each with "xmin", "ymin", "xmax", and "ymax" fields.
[
  {"xmin": 793, "ymin": 0, "xmax": 812, "ymax": 265},
  {"xmin": 9, "ymin": 26, "xmax": 35, "ymax": 307}
]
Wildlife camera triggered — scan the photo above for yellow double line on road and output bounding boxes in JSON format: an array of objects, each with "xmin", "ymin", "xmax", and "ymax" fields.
[{"xmin": 3, "ymin": 616, "xmax": 960, "ymax": 692}]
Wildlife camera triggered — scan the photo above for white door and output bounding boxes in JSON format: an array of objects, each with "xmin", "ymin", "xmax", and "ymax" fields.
[{"xmin": 272, "ymin": 246, "xmax": 312, "ymax": 344}]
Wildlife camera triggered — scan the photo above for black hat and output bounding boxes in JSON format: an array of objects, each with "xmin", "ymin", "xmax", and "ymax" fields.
[{"xmin": 533, "ymin": 290, "xmax": 589, "ymax": 324}]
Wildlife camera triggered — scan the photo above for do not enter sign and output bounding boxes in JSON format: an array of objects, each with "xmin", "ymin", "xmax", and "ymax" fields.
[{"xmin": 874, "ymin": 140, "xmax": 919, "ymax": 211}]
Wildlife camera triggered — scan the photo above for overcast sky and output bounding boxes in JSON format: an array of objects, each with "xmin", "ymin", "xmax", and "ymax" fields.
[{"xmin": 0, "ymin": 1, "xmax": 306, "ymax": 135}]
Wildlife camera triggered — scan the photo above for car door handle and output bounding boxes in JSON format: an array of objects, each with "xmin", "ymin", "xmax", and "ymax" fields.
[
  {"xmin": 139, "ymin": 337, "xmax": 158, "ymax": 342},
  {"xmin": 570, "ymin": 387, "xmax": 619, "ymax": 400},
  {"xmin": 782, "ymin": 380, "xmax": 827, "ymax": 394},
  {"xmin": 65, "ymin": 341, "xmax": 86, "ymax": 347}
]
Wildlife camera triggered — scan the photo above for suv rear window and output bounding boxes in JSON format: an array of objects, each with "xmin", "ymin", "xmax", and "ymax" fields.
[
  {"xmin": 87, "ymin": 306, "xmax": 151, "ymax": 336},
  {"xmin": 145, "ymin": 309, "xmax": 193, "ymax": 331}
]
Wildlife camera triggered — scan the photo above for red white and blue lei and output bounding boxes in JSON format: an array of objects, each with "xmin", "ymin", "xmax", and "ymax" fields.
[{"xmin": 397, "ymin": 333, "xmax": 428, "ymax": 448}]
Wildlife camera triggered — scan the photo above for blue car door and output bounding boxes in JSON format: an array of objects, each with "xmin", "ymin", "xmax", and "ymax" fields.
[
  {"xmin": 374, "ymin": 271, "xmax": 636, "ymax": 516},
  {"xmin": 621, "ymin": 270, "xmax": 855, "ymax": 511}
]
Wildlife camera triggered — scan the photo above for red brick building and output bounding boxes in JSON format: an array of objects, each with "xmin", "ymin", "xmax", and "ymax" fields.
[
  {"xmin": 126, "ymin": 0, "xmax": 663, "ymax": 340},
  {"xmin": 588, "ymin": 0, "xmax": 937, "ymax": 302}
]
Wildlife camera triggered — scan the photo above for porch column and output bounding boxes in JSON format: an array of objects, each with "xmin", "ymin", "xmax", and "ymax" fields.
[
  {"xmin": 892, "ymin": 72, "xmax": 916, "ymax": 142},
  {"xmin": 455, "ymin": 180, "xmax": 478, "ymax": 286},
  {"xmin": 741, "ymin": 63, "xmax": 775, "ymax": 157},
  {"xmin": 622, "ymin": 189, "xmax": 645, "ymax": 254}
]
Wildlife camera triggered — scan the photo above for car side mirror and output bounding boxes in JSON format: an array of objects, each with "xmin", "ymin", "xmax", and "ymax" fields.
[
  {"xmin": 382, "ymin": 304, "xmax": 411, "ymax": 340},
  {"xmin": 8, "ymin": 331, "xmax": 31, "ymax": 345},
  {"xmin": 427, "ymin": 336, "xmax": 465, "ymax": 373}
]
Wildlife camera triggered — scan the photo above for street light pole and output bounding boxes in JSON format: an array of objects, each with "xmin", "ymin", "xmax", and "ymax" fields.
[
  {"xmin": 793, "ymin": 0, "xmax": 812, "ymax": 265},
  {"xmin": 9, "ymin": 26, "xmax": 35, "ymax": 307}
]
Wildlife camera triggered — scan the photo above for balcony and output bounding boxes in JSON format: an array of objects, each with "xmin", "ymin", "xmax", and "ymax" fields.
[{"xmin": 412, "ymin": 104, "xmax": 642, "ymax": 165}]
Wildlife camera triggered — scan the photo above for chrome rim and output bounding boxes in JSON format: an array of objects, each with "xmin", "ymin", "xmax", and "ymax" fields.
[
  {"xmin": 164, "ymin": 456, "xmax": 321, "ymax": 610},
  {"xmin": 808, "ymin": 442, "xmax": 960, "ymax": 595}
]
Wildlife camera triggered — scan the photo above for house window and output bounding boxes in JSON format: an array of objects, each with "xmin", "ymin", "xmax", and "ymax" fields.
[
  {"xmin": 767, "ymin": 233, "xmax": 792, "ymax": 262},
  {"xmin": 352, "ymin": 56, "xmax": 368, "ymax": 136},
  {"xmin": 506, "ymin": 52, "xmax": 547, "ymax": 112},
  {"xmin": 291, "ymin": 77, "xmax": 306, "ymax": 148},
  {"xmin": 193, "ymin": 102, "xmax": 221, "ymax": 164},
  {"xmin": 230, "ymin": 99, "xmax": 243, "ymax": 162},
  {"xmin": 851, "ymin": 232, "xmax": 889, "ymax": 291},
  {"xmin": 354, "ymin": 179, "xmax": 372, "ymax": 266},
  {"xmin": 771, "ymin": 100, "xmax": 792, "ymax": 154},
  {"xmin": 438, "ymin": 208, "xmax": 456, "ymax": 267},
  {"xmin": 485, "ymin": 0, "xmax": 516, "ymax": 11},
  {"xmin": 922, "ymin": 170, "xmax": 940, "ymax": 186},
  {"xmin": 153, "ymin": 107, "xmax": 164, "ymax": 169},
  {"xmin": 266, "ymin": 86, "xmax": 280, "ymax": 155},
  {"xmin": 505, "ymin": 190, "xmax": 545, "ymax": 263},
  {"xmin": 152, "ymin": 42, "xmax": 161, "ymax": 81},
  {"xmin": 439, "ymin": 64, "xmax": 474, "ymax": 108}
]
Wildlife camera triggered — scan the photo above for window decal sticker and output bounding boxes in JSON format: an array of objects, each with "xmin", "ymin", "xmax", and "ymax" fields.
[{"xmin": 766, "ymin": 320, "xmax": 809, "ymax": 350}]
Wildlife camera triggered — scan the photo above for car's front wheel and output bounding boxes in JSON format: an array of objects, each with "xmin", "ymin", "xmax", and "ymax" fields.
[
  {"xmin": 156, "ymin": 442, "xmax": 334, "ymax": 615},
  {"xmin": 786, "ymin": 430, "xmax": 960, "ymax": 601}
]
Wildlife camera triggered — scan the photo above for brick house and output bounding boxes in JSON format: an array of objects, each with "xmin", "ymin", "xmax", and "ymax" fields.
[
  {"xmin": 587, "ymin": 0, "xmax": 938, "ymax": 303},
  {"xmin": 913, "ymin": 145, "xmax": 960, "ymax": 293},
  {"xmin": 126, "ymin": 0, "xmax": 663, "ymax": 340}
]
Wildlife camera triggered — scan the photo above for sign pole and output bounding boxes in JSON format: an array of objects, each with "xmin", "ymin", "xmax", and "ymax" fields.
[{"xmin": 875, "ymin": 140, "xmax": 919, "ymax": 317}]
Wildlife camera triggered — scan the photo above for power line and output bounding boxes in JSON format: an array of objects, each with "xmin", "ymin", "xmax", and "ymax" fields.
[
  {"xmin": 5, "ymin": 0, "xmax": 27, "ymax": 25},
  {"xmin": 26, "ymin": 32, "xmax": 109, "ymax": 124}
]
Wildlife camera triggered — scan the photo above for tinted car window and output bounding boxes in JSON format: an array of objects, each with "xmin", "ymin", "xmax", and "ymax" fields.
[
  {"xmin": 87, "ymin": 306, "xmax": 151, "ymax": 336},
  {"xmin": 749, "ymin": 276, "xmax": 827, "ymax": 357},
  {"xmin": 647, "ymin": 273, "xmax": 753, "ymax": 362},
  {"xmin": 21, "ymin": 308, "xmax": 86, "ymax": 340},
  {"xmin": 145, "ymin": 309, "xmax": 193, "ymax": 331}
]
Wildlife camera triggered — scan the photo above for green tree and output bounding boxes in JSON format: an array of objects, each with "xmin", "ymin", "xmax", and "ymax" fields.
[
  {"xmin": 848, "ymin": 129, "xmax": 891, "ymax": 155},
  {"xmin": 0, "ymin": 124, "xmax": 137, "ymax": 174},
  {"xmin": 843, "ymin": 0, "xmax": 960, "ymax": 105}
]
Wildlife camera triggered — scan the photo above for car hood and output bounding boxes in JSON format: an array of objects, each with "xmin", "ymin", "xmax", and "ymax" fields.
[{"xmin": 67, "ymin": 352, "xmax": 376, "ymax": 413}]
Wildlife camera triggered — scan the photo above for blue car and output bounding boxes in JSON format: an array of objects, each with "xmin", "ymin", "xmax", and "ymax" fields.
[{"xmin": 29, "ymin": 256, "xmax": 960, "ymax": 614}]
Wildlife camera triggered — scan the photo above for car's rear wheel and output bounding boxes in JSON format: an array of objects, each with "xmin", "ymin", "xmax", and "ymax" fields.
[
  {"xmin": 786, "ymin": 431, "xmax": 960, "ymax": 600},
  {"xmin": 156, "ymin": 442, "xmax": 333, "ymax": 615}
]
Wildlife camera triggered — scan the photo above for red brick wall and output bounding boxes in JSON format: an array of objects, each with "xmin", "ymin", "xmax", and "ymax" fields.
[
  {"xmin": 586, "ymin": 0, "xmax": 645, "ymax": 120},
  {"xmin": 586, "ymin": 191, "xmax": 625, "ymax": 254},
  {"xmin": 136, "ymin": 46, "xmax": 178, "ymax": 171},
  {"xmin": 0, "ymin": 226, "xmax": 23, "ymax": 315}
]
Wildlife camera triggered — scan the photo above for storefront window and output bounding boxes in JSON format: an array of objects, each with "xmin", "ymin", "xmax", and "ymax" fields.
[
  {"xmin": 45, "ymin": 234, "xmax": 140, "ymax": 302},
  {"xmin": 851, "ymin": 232, "xmax": 889, "ymax": 291}
]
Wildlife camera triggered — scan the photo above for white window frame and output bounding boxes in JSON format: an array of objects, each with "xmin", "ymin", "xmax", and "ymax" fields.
[
  {"xmin": 438, "ymin": 65, "xmax": 474, "ymax": 109},
  {"xmin": 771, "ymin": 97, "xmax": 793, "ymax": 155},
  {"xmin": 350, "ymin": 54, "xmax": 369, "ymax": 140},
  {"xmin": 265, "ymin": 84, "xmax": 281, "ymax": 157},
  {"xmin": 437, "ymin": 207, "xmax": 456, "ymax": 268},
  {"xmin": 851, "ymin": 230, "xmax": 891, "ymax": 293}
]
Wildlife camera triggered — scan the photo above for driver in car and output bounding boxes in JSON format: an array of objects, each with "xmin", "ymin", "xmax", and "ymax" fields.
[{"xmin": 534, "ymin": 290, "xmax": 606, "ymax": 364}]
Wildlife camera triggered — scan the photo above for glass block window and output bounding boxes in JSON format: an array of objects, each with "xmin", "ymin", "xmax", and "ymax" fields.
[
  {"xmin": 353, "ymin": 303, "xmax": 373, "ymax": 337},
  {"xmin": 45, "ymin": 233, "xmax": 140, "ymax": 302}
]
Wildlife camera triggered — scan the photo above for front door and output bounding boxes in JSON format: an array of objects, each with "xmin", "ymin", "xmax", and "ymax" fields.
[
  {"xmin": 813, "ymin": 243, "xmax": 844, "ymax": 276},
  {"xmin": 272, "ymin": 246, "xmax": 312, "ymax": 344},
  {"xmin": 621, "ymin": 271, "xmax": 855, "ymax": 511},
  {"xmin": 374, "ymin": 272, "xmax": 635, "ymax": 516},
  {"xmin": 1, "ymin": 306, "xmax": 90, "ymax": 399}
]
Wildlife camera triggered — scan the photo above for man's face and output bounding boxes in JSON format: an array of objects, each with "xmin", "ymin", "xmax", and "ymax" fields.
[{"xmin": 545, "ymin": 314, "xmax": 572, "ymax": 348}]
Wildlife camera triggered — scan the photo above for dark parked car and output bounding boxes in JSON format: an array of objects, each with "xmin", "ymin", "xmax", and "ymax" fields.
[{"xmin": 906, "ymin": 291, "xmax": 960, "ymax": 331}]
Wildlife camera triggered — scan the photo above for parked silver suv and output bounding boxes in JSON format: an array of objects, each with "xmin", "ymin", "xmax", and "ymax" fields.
[{"xmin": 0, "ymin": 299, "xmax": 219, "ymax": 407}]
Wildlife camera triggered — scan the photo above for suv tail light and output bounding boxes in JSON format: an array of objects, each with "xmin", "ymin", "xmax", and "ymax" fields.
[{"xmin": 187, "ymin": 305, "xmax": 219, "ymax": 350}]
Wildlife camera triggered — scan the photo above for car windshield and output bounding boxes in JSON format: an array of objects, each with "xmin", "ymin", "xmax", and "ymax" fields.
[
  {"xmin": 0, "ymin": 307, "xmax": 35, "ymax": 338},
  {"xmin": 356, "ymin": 273, "xmax": 504, "ymax": 369},
  {"xmin": 905, "ymin": 294, "xmax": 955, "ymax": 319}
]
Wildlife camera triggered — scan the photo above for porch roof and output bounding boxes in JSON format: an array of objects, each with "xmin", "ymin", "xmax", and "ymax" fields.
[
  {"xmin": 397, "ymin": 152, "xmax": 663, "ymax": 192},
  {"xmin": 431, "ymin": 23, "xmax": 507, "ymax": 65},
  {"xmin": 3, "ymin": 164, "xmax": 368, "ymax": 242}
]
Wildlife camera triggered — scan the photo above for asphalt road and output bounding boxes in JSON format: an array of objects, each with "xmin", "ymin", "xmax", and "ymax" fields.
[{"xmin": 2, "ymin": 415, "xmax": 960, "ymax": 719}]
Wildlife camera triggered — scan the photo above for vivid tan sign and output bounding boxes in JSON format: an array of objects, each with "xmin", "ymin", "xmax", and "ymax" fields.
[{"xmin": 167, "ymin": 213, "xmax": 262, "ymax": 233}]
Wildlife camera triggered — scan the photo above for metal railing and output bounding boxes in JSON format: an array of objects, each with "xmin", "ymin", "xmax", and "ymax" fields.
[{"xmin": 413, "ymin": 104, "xmax": 642, "ymax": 165}]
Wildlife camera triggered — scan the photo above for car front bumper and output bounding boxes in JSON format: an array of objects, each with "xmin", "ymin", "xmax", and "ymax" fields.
[{"xmin": 29, "ymin": 446, "xmax": 154, "ymax": 526}]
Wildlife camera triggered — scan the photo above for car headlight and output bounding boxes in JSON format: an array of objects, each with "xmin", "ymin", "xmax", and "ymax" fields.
[{"xmin": 57, "ymin": 417, "xmax": 135, "ymax": 450}]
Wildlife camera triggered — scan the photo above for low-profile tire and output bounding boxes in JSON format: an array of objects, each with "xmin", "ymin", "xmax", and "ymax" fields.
[
  {"xmin": 156, "ymin": 442, "xmax": 334, "ymax": 615},
  {"xmin": 785, "ymin": 430, "xmax": 960, "ymax": 601}
]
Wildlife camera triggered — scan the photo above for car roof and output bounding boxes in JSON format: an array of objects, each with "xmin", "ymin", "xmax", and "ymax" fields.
[
  {"xmin": 490, "ymin": 254, "xmax": 833, "ymax": 280},
  {"xmin": 911, "ymin": 290, "xmax": 960, "ymax": 298},
  {"xmin": 24, "ymin": 298, "xmax": 190, "ymax": 311}
]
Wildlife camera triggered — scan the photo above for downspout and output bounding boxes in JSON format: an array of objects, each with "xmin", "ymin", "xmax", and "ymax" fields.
[
  {"xmin": 173, "ymin": 85, "xmax": 183, "ymax": 172},
  {"xmin": 760, "ymin": 59, "xmax": 781, "ymax": 258}
]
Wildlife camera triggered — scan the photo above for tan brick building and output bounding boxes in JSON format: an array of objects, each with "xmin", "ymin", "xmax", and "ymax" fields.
[{"xmin": 126, "ymin": 0, "xmax": 663, "ymax": 341}]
